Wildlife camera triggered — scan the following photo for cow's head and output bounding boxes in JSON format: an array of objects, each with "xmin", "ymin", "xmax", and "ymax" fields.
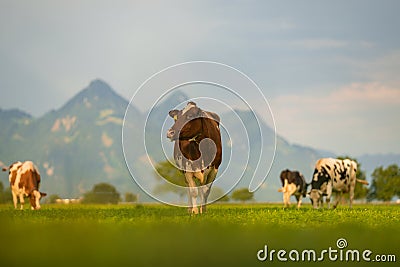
[
  {"xmin": 167, "ymin": 102, "xmax": 203, "ymax": 141},
  {"xmin": 29, "ymin": 190, "xmax": 47, "ymax": 210},
  {"xmin": 308, "ymin": 189, "xmax": 323, "ymax": 209}
]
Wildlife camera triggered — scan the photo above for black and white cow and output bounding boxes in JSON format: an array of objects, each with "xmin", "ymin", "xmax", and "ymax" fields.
[
  {"xmin": 278, "ymin": 169, "xmax": 307, "ymax": 208},
  {"xmin": 2, "ymin": 161, "xmax": 46, "ymax": 210},
  {"xmin": 308, "ymin": 158, "xmax": 369, "ymax": 209}
]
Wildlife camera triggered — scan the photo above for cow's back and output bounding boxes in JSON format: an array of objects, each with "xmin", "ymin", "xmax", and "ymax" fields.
[
  {"xmin": 7, "ymin": 161, "xmax": 23, "ymax": 186},
  {"xmin": 280, "ymin": 170, "xmax": 307, "ymax": 196},
  {"xmin": 175, "ymin": 115, "xmax": 222, "ymax": 171},
  {"xmin": 311, "ymin": 158, "xmax": 336, "ymax": 190},
  {"xmin": 312, "ymin": 158, "xmax": 356, "ymax": 191},
  {"xmin": 17, "ymin": 161, "xmax": 41, "ymax": 194}
]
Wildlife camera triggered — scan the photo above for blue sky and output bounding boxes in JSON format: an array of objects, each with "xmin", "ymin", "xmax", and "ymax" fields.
[{"xmin": 1, "ymin": 0, "xmax": 399, "ymax": 156}]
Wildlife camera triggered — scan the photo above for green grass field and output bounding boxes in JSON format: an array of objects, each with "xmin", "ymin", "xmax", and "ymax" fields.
[{"xmin": 0, "ymin": 203, "xmax": 399, "ymax": 267}]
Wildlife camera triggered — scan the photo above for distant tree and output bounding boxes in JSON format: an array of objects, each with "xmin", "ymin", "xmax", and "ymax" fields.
[
  {"xmin": 231, "ymin": 188, "xmax": 254, "ymax": 203},
  {"xmin": 368, "ymin": 164, "xmax": 400, "ymax": 202},
  {"xmin": 47, "ymin": 194, "xmax": 61, "ymax": 204},
  {"xmin": 153, "ymin": 160, "xmax": 187, "ymax": 200},
  {"xmin": 209, "ymin": 186, "xmax": 230, "ymax": 202},
  {"xmin": 0, "ymin": 181, "xmax": 5, "ymax": 203},
  {"xmin": 82, "ymin": 183, "xmax": 121, "ymax": 204},
  {"xmin": 154, "ymin": 160, "xmax": 186, "ymax": 186},
  {"xmin": 0, "ymin": 182, "xmax": 12, "ymax": 204},
  {"xmin": 337, "ymin": 156, "xmax": 368, "ymax": 200},
  {"xmin": 124, "ymin": 192, "xmax": 138, "ymax": 203}
]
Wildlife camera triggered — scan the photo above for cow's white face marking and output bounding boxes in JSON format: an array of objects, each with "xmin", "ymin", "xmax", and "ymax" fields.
[
  {"xmin": 33, "ymin": 190, "xmax": 41, "ymax": 209},
  {"xmin": 309, "ymin": 189, "xmax": 322, "ymax": 208}
]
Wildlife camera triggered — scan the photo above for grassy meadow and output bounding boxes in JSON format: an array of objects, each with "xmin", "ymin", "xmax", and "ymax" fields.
[{"xmin": 0, "ymin": 203, "xmax": 399, "ymax": 267}]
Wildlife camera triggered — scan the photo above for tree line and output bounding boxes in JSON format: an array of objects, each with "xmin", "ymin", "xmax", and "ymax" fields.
[
  {"xmin": 0, "ymin": 182, "xmax": 138, "ymax": 205},
  {"xmin": 0, "ymin": 160, "xmax": 399, "ymax": 204},
  {"xmin": 154, "ymin": 159, "xmax": 400, "ymax": 203}
]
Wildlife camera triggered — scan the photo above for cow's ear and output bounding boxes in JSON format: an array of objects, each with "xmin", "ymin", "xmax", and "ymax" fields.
[
  {"xmin": 169, "ymin": 110, "xmax": 179, "ymax": 120},
  {"xmin": 40, "ymin": 192, "xmax": 47, "ymax": 197}
]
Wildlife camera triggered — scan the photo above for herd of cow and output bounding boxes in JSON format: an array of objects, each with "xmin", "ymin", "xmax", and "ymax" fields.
[
  {"xmin": 279, "ymin": 157, "xmax": 369, "ymax": 209},
  {"xmin": 0, "ymin": 102, "xmax": 368, "ymax": 212},
  {"xmin": 166, "ymin": 102, "xmax": 369, "ymax": 213}
]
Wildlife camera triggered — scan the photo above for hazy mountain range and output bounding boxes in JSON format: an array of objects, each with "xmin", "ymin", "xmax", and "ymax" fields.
[{"xmin": 0, "ymin": 79, "xmax": 399, "ymax": 202}]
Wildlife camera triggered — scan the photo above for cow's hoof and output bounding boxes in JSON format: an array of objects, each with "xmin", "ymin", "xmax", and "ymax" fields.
[
  {"xmin": 191, "ymin": 207, "xmax": 199, "ymax": 215},
  {"xmin": 200, "ymin": 205, "xmax": 207, "ymax": 214}
]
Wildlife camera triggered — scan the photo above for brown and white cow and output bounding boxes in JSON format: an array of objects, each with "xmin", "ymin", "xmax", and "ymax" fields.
[
  {"xmin": 278, "ymin": 169, "xmax": 307, "ymax": 208},
  {"xmin": 167, "ymin": 102, "xmax": 222, "ymax": 214},
  {"xmin": 308, "ymin": 158, "xmax": 369, "ymax": 209},
  {"xmin": 2, "ymin": 161, "xmax": 46, "ymax": 210}
]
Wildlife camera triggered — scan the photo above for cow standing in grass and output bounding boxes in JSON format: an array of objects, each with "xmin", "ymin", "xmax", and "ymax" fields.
[
  {"xmin": 2, "ymin": 161, "xmax": 46, "ymax": 210},
  {"xmin": 278, "ymin": 169, "xmax": 307, "ymax": 208},
  {"xmin": 167, "ymin": 102, "xmax": 222, "ymax": 214},
  {"xmin": 308, "ymin": 158, "xmax": 369, "ymax": 209}
]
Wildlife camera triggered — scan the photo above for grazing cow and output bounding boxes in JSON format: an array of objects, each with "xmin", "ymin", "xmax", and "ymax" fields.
[
  {"xmin": 308, "ymin": 158, "xmax": 369, "ymax": 209},
  {"xmin": 278, "ymin": 169, "xmax": 307, "ymax": 208},
  {"xmin": 2, "ymin": 161, "xmax": 46, "ymax": 210},
  {"xmin": 167, "ymin": 102, "xmax": 222, "ymax": 214}
]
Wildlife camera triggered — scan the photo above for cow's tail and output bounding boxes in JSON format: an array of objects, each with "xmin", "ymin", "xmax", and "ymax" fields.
[
  {"xmin": 302, "ymin": 182, "xmax": 311, "ymax": 197},
  {"xmin": 356, "ymin": 179, "xmax": 369, "ymax": 185}
]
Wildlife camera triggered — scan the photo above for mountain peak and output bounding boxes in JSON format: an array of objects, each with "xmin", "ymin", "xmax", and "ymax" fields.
[
  {"xmin": 0, "ymin": 108, "xmax": 32, "ymax": 120},
  {"xmin": 82, "ymin": 79, "xmax": 120, "ymax": 100},
  {"xmin": 59, "ymin": 79, "xmax": 128, "ymax": 113}
]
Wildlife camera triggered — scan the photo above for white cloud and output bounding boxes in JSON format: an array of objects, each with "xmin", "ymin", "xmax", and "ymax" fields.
[
  {"xmin": 291, "ymin": 39, "xmax": 349, "ymax": 49},
  {"xmin": 270, "ymin": 83, "xmax": 400, "ymax": 155}
]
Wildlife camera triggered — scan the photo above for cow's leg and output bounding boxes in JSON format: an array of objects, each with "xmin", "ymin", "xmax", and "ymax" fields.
[
  {"xmin": 12, "ymin": 191, "xmax": 18, "ymax": 209},
  {"xmin": 186, "ymin": 187, "xmax": 193, "ymax": 213},
  {"xmin": 282, "ymin": 179, "xmax": 289, "ymax": 207},
  {"xmin": 200, "ymin": 183, "xmax": 212, "ymax": 213},
  {"xmin": 349, "ymin": 191, "xmax": 354, "ymax": 209},
  {"xmin": 185, "ymin": 172, "xmax": 199, "ymax": 214},
  {"xmin": 193, "ymin": 171, "xmax": 206, "ymax": 214},
  {"xmin": 286, "ymin": 184, "xmax": 297, "ymax": 207},
  {"xmin": 19, "ymin": 194, "xmax": 24, "ymax": 210},
  {"xmin": 333, "ymin": 192, "xmax": 342, "ymax": 209},
  {"xmin": 283, "ymin": 191, "xmax": 290, "ymax": 208},
  {"xmin": 199, "ymin": 168, "xmax": 218, "ymax": 213},
  {"xmin": 326, "ymin": 183, "xmax": 333, "ymax": 209},
  {"xmin": 296, "ymin": 194, "xmax": 302, "ymax": 209},
  {"xmin": 282, "ymin": 192, "xmax": 288, "ymax": 207},
  {"xmin": 349, "ymin": 180, "xmax": 356, "ymax": 209},
  {"xmin": 319, "ymin": 197, "xmax": 324, "ymax": 208},
  {"xmin": 326, "ymin": 197, "xmax": 331, "ymax": 209}
]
